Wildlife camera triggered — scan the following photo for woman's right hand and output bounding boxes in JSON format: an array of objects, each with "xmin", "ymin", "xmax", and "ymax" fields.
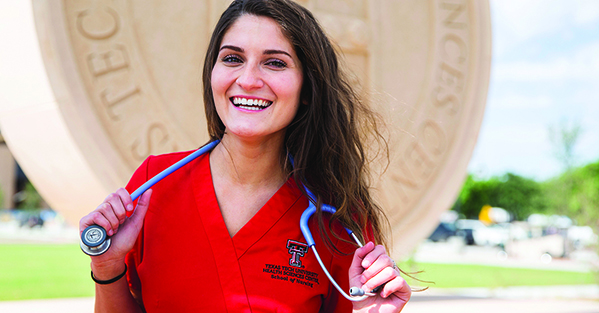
[{"xmin": 79, "ymin": 188, "xmax": 152, "ymax": 271}]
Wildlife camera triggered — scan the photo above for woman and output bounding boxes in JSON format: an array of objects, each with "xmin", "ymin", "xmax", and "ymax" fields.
[{"xmin": 79, "ymin": 0, "xmax": 411, "ymax": 312}]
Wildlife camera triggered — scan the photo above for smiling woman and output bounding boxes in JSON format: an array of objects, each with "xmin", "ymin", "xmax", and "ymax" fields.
[{"xmin": 77, "ymin": 1, "xmax": 410, "ymax": 312}]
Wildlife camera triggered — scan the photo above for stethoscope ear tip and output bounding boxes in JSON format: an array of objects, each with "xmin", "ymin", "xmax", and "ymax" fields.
[{"xmin": 349, "ymin": 287, "xmax": 365, "ymax": 296}]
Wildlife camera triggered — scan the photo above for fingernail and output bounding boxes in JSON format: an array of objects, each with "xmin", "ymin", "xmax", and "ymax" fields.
[
  {"xmin": 108, "ymin": 229, "xmax": 113, "ymax": 236},
  {"xmin": 127, "ymin": 204, "xmax": 133, "ymax": 211},
  {"xmin": 360, "ymin": 275, "xmax": 366, "ymax": 284}
]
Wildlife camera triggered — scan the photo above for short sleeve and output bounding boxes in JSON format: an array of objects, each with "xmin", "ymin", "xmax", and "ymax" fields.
[{"xmin": 124, "ymin": 156, "xmax": 152, "ymax": 301}]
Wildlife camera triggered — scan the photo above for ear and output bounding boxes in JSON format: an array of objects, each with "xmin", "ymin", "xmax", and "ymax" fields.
[{"xmin": 301, "ymin": 99, "xmax": 309, "ymax": 105}]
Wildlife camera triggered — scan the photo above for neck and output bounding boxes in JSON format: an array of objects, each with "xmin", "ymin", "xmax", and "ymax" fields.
[{"xmin": 209, "ymin": 133, "xmax": 287, "ymax": 188}]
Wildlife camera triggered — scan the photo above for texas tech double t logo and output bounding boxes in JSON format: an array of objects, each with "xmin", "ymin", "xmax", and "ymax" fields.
[{"xmin": 286, "ymin": 240, "xmax": 308, "ymax": 268}]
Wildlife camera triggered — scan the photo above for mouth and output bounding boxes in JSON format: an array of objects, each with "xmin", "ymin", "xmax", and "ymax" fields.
[{"xmin": 230, "ymin": 96, "xmax": 273, "ymax": 111}]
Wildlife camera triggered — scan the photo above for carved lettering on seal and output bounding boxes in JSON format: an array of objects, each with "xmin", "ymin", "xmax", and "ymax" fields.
[
  {"xmin": 76, "ymin": 7, "xmax": 120, "ymax": 40},
  {"xmin": 100, "ymin": 86, "xmax": 141, "ymax": 121},
  {"xmin": 87, "ymin": 44, "xmax": 130, "ymax": 77},
  {"xmin": 131, "ymin": 123, "xmax": 178, "ymax": 162},
  {"xmin": 440, "ymin": 2, "xmax": 466, "ymax": 29},
  {"xmin": 68, "ymin": 1, "xmax": 180, "ymax": 164},
  {"xmin": 388, "ymin": 0, "xmax": 469, "ymax": 205}
]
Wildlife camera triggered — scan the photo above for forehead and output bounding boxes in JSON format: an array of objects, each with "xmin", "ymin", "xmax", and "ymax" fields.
[{"xmin": 221, "ymin": 14, "xmax": 294, "ymax": 52}]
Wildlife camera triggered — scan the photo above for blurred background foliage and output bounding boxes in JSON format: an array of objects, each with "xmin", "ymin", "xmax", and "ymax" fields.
[
  {"xmin": 16, "ymin": 181, "xmax": 43, "ymax": 210},
  {"xmin": 453, "ymin": 159, "xmax": 599, "ymax": 230},
  {"xmin": 544, "ymin": 161, "xmax": 599, "ymax": 229}
]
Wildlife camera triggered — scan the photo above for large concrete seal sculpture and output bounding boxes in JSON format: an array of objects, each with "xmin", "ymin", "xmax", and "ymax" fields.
[{"xmin": 0, "ymin": 0, "xmax": 490, "ymax": 258}]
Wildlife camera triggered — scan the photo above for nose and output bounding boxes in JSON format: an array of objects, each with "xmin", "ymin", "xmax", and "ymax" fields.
[{"xmin": 236, "ymin": 64, "xmax": 264, "ymax": 90}]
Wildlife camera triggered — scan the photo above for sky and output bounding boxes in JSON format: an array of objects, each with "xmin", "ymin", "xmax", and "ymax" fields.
[{"xmin": 467, "ymin": 0, "xmax": 599, "ymax": 181}]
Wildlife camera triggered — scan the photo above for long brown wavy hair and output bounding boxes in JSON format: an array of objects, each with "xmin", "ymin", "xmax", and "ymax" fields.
[{"xmin": 202, "ymin": 0, "xmax": 390, "ymax": 252}]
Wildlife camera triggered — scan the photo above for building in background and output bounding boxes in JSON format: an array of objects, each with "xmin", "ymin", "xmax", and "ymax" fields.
[{"xmin": 0, "ymin": 130, "xmax": 16, "ymax": 209}]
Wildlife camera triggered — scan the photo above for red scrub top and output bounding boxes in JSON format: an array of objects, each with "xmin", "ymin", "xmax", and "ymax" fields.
[{"xmin": 125, "ymin": 150, "xmax": 355, "ymax": 312}]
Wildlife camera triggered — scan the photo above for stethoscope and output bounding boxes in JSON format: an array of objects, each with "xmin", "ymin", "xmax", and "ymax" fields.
[{"xmin": 80, "ymin": 140, "xmax": 377, "ymax": 301}]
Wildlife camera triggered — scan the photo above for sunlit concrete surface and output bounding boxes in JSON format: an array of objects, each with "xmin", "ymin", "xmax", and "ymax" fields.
[
  {"xmin": 0, "ymin": 298, "xmax": 94, "ymax": 313},
  {"xmin": 411, "ymin": 284, "xmax": 599, "ymax": 301},
  {"xmin": 404, "ymin": 286, "xmax": 599, "ymax": 312},
  {"xmin": 406, "ymin": 298, "xmax": 599, "ymax": 313},
  {"xmin": 0, "ymin": 222, "xmax": 78, "ymax": 244},
  {"xmin": 1, "ymin": 293, "xmax": 599, "ymax": 313}
]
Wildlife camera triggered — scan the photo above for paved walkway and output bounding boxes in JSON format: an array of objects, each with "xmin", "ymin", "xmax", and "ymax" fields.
[
  {"xmin": 1, "ymin": 288, "xmax": 598, "ymax": 313},
  {"xmin": 406, "ymin": 297, "xmax": 599, "ymax": 313},
  {"xmin": 0, "ymin": 298, "xmax": 93, "ymax": 313}
]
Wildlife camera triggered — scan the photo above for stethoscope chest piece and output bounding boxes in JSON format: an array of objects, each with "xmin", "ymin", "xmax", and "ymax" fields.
[{"xmin": 80, "ymin": 225, "xmax": 111, "ymax": 256}]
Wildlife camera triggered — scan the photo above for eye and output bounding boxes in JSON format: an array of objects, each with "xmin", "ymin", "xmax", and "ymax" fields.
[
  {"xmin": 222, "ymin": 54, "xmax": 243, "ymax": 64},
  {"xmin": 265, "ymin": 59, "xmax": 287, "ymax": 69}
]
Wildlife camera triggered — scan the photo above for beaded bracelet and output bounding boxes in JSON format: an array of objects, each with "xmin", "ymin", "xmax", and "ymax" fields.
[{"xmin": 91, "ymin": 264, "xmax": 127, "ymax": 285}]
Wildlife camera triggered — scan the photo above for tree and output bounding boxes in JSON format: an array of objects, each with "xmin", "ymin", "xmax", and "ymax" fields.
[
  {"xmin": 548, "ymin": 120, "xmax": 582, "ymax": 171},
  {"xmin": 543, "ymin": 160, "xmax": 599, "ymax": 229},
  {"xmin": 546, "ymin": 120, "xmax": 599, "ymax": 230},
  {"xmin": 453, "ymin": 173, "xmax": 546, "ymax": 220},
  {"xmin": 15, "ymin": 181, "xmax": 43, "ymax": 210}
]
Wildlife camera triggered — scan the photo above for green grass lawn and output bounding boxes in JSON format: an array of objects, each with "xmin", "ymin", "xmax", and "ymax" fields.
[
  {"xmin": 0, "ymin": 244, "xmax": 94, "ymax": 301},
  {"xmin": 0, "ymin": 244, "xmax": 596, "ymax": 301},
  {"xmin": 399, "ymin": 261, "xmax": 596, "ymax": 290}
]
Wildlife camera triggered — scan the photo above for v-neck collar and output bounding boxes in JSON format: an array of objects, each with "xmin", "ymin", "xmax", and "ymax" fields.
[{"xmin": 192, "ymin": 153, "xmax": 303, "ymax": 259}]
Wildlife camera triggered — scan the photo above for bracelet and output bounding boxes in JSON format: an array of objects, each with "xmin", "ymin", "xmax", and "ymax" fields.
[{"xmin": 91, "ymin": 264, "xmax": 127, "ymax": 285}]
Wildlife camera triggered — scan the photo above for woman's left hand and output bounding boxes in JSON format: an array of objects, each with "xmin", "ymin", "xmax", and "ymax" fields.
[{"xmin": 349, "ymin": 242, "xmax": 411, "ymax": 313}]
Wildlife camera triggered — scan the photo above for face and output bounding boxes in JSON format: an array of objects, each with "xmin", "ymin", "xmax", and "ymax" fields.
[{"xmin": 211, "ymin": 14, "xmax": 303, "ymax": 143}]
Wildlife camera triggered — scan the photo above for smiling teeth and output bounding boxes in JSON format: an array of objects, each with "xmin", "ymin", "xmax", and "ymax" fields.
[{"xmin": 232, "ymin": 97, "xmax": 272, "ymax": 109}]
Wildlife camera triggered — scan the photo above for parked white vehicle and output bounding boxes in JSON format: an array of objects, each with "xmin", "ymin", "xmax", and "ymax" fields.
[
  {"xmin": 568, "ymin": 226, "xmax": 597, "ymax": 248},
  {"xmin": 455, "ymin": 219, "xmax": 509, "ymax": 246}
]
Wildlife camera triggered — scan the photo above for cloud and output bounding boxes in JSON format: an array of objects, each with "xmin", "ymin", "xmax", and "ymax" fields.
[
  {"xmin": 573, "ymin": 1, "xmax": 599, "ymax": 24},
  {"xmin": 488, "ymin": 93, "xmax": 554, "ymax": 110},
  {"xmin": 493, "ymin": 42, "xmax": 599, "ymax": 83},
  {"xmin": 491, "ymin": 0, "xmax": 599, "ymax": 57},
  {"xmin": 491, "ymin": 0, "xmax": 599, "ymax": 39}
]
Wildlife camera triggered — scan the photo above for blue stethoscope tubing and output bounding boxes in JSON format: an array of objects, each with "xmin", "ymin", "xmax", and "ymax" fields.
[
  {"xmin": 129, "ymin": 140, "xmax": 220, "ymax": 201},
  {"xmin": 81, "ymin": 140, "xmax": 371, "ymax": 301},
  {"xmin": 299, "ymin": 189, "xmax": 370, "ymax": 302}
]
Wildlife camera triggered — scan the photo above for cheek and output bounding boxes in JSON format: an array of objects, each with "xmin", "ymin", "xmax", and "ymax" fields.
[
  {"xmin": 211, "ymin": 67, "xmax": 231, "ymax": 99},
  {"xmin": 273, "ymin": 75, "xmax": 303, "ymax": 102}
]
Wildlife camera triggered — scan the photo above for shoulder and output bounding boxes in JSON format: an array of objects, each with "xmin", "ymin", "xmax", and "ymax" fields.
[
  {"xmin": 126, "ymin": 149, "xmax": 208, "ymax": 192},
  {"xmin": 145, "ymin": 150, "xmax": 197, "ymax": 167}
]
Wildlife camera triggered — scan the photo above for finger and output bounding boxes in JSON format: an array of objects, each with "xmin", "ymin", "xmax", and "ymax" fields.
[
  {"xmin": 79, "ymin": 211, "xmax": 112, "ymax": 236},
  {"xmin": 349, "ymin": 241, "xmax": 375, "ymax": 278},
  {"xmin": 361, "ymin": 244, "xmax": 387, "ymax": 268},
  {"xmin": 105, "ymin": 192, "xmax": 128, "ymax": 224},
  {"xmin": 362, "ymin": 266, "xmax": 397, "ymax": 293},
  {"xmin": 381, "ymin": 276, "xmax": 411, "ymax": 301},
  {"xmin": 360, "ymin": 254, "xmax": 395, "ymax": 284},
  {"xmin": 98, "ymin": 203, "xmax": 120, "ymax": 235},
  {"xmin": 128, "ymin": 189, "xmax": 152, "ymax": 230},
  {"xmin": 115, "ymin": 187, "xmax": 134, "ymax": 213}
]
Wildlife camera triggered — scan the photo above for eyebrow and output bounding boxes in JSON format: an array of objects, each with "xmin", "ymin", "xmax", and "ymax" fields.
[
  {"xmin": 220, "ymin": 45, "xmax": 243, "ymax": 53},
  {"xmin": 219, "ymin": 45, "xmax": 293, "ymax": 59},
  {"xmin": 263, "ymin": 49, "xmax": 293, "ymax": 59}
]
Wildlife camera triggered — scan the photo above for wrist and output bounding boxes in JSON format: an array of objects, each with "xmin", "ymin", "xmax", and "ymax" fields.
[
  {"xmin": 92, "ymin": 264, "xmax": 127, "ymax": 285},
  {"xmin": 90, "ymin": 259, "xmax": 127, "ymax": 281}
]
